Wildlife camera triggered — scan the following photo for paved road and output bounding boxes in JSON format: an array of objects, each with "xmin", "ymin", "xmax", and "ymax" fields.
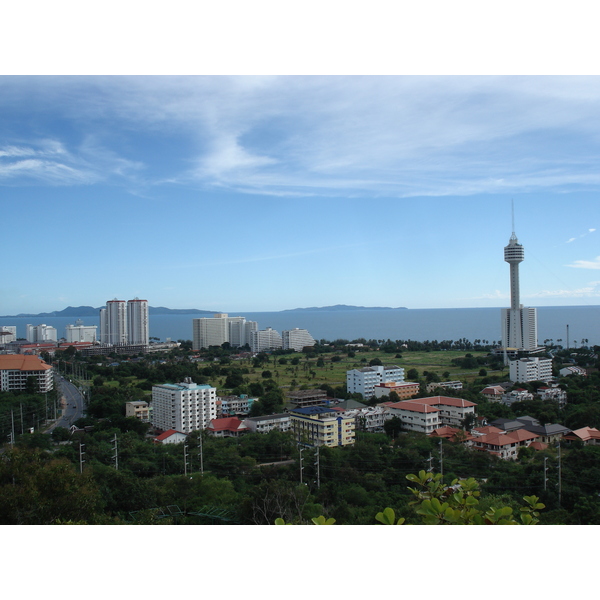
[{"xmin": 44, "ymin": 375, "xmax": 87, "ymax": 433}]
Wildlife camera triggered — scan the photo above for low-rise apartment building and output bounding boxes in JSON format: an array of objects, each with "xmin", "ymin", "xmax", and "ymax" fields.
[
  {"xmin": 346, "ymin": 365, "xmax": 405, "ymax": 399},
  {"xmin": 0, "ymin": 355, "xmax": 54, "ymax": 393},
  {"xmin": 126, "ymin": 400, "xmax": 150, "ymax": 422},
  {"xmin": 384, "ymin": 401, "xmax": 440, "ymax": 434},
  {"xmin": 290, "ymin": 406, "xmax": 355, "ymax": 447},
  {"xmin": 243, "ymin": 413, "xmax": 291, "ymax": 433},
  {"xmin": 373, "ymin": 381, "xmax": 420, "ymax": 400},
  {"xmin": 217, "ymin": 394, "xmax": 256, "ymax": 417}
]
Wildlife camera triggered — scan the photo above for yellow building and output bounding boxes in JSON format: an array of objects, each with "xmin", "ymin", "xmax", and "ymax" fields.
[{"xmin": 290, "ymin": 406, "xmax": 355, "ymax": 447}]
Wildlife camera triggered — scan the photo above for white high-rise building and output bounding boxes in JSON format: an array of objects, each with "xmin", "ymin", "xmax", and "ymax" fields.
[
  {"xmin": 250, "ymin": 327, "xmax": 283, "ymax": 353},
  {"xmin": 127, "ymin": 298, "xmax": 149, "ymax": 345},
  {"xmin": 26, "ymin": 324, "xmax": 57, "ymax": 343},
  {"xmin": 100, "ymin": 299, "xmax": 128, "ymax": 345},
  {"xmin": 282, "ymin": 328, "xmax": 316, "ymax": 352},
  {"xmin": 151, "ymin": 378, "xmax": 217, "ymax": 434},
  {"xmin": 501, "ymin": 229, "xmax": 538, "ymax": 352}
]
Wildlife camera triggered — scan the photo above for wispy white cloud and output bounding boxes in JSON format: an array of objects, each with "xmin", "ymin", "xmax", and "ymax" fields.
[
  {"xmin": 6, "ymin": 76, "xmax": 600, "ymax": 196},
  {"xmin": 565, "ymin": 227, "xmax": 597, "ymax": 243},
  {"xmin": 527, "ymin": 281, "xmax": 600, "ymax": 297},
  {"xmin": 0, "ymin": 137, "xmax": 144, "ymax": 186},
  {"xmin": 566, "ymin": 256, "xmax": 600, "ymax": 270}
]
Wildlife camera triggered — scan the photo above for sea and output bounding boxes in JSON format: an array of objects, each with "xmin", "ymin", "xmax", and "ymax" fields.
[{"xmin": 1, "ymin": 306, "xmax": 599, "ymax": 347}]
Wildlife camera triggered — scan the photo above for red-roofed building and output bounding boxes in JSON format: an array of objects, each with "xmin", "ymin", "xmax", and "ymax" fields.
[
  {"xmin": 563, "ymin": 427, "xmax": 600, "ymax": 445},
  {"xmin": 405, "ymin": 396, "xmax": 477, "ymax": 428},
  {"xmin": 207, "ymin": 417, "xmax": 249, "ymax": 438},
  {"xmin": 428, "ymin": 426, "xmax": 474, "ymax": 443},
  {"xmin": 154, "ymin": 429, "xmax": 188, "ymax": 444},
  {"xmin": 0, "ymin": 354, "xmax": 54, "ymax": 392},
  {"xmin": 470, "ymin": 429, "xmax": 538, "ymax": 460},
  {"xmin": 385, "ymin": 401, "xmax": 440, "ymax": 434}
]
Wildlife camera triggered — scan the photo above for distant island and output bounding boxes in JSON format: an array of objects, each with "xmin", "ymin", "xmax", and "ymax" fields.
[
  {"xmin": 0, "ymin": 306, "xmax": 218, "ymax": 318},
  {"xmin": 281, "ymin": 304, "xmax": 407, "ymax": 312},
  {"xmin": 1, "ymin": 303, "xmax": 407, "ymax": 318}
]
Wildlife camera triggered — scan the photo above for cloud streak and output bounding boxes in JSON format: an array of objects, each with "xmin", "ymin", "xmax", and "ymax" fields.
[
  {"xmin": 566, "ymin": 257, "xmax": 600, "ymax": 270},
  {"xmin": 6, "ymin": 76, "xmax": 600, "ymax": 197}
]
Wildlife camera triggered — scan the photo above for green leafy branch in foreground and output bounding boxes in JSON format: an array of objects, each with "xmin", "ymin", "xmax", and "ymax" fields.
[
  {"xmin": 405, "ymin": 470, "xmax": 545, "ymax": 525},
  {"xmin": 275, "ymin": 470, "xmax": 545, "ymax": 525}
]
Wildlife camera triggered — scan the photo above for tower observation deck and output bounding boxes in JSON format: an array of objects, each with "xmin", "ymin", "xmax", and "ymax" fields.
[
  {"xmin": 501, "ymin": 228, "xmax": 538, "ymax": 355},
  {"xmin": 504, "ymin": 231, "xmax": 525, "ymax": 310}
]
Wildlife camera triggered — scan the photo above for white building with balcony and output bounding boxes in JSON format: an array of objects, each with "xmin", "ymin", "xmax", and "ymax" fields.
[
  {"xmin": 346, "ymin": 365, "xmax": 405, "ymax": 399},
  {"xmin": 385, "ymin": 401, "xmax": 441, "ymax": 434},
  {"xmin": 509, "ymin": 357, "xmax": 552, "ymax": 383},
  {"xmin": 151, "ymin": 377, "xmax": 217, "ymax": 434}
]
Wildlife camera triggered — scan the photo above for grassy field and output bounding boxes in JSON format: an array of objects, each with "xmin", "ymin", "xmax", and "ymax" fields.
[{"xmin": 215, "ymin": 348, "xmax": 501, "ymax": 392}]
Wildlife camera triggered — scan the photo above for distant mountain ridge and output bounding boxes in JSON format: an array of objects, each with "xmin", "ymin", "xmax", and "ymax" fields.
[
  {"xmin": 281, "ymin": 304, "xmax": 407, "ymax": 312},
  {"xmin": 1, "ymin": 304, "xmax": 407, "ymax": 318},
  {"xmin": 1, "ymin": 306, "xmax": 218, "ymax": 318}
]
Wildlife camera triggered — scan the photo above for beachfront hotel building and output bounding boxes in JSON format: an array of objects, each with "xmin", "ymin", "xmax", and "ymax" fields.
[
  {"xmin": 250, "ymin": 327, "xmax": 283, "ymax": 353},
  {"xmin": 26, "ymin": 324, "xmax": 57, "ymax": 343},
  {"xmin": 151, "ymin": 377, "xmax": 217, "ymax": 434},
  {"xmin": 192, "ymin": 313, "xmax": 258, "ymax": 350},
  {"xmin": 65, "ymin": 320, "xmax": 97, "ymax": 343},
  {"xmin": 281, "ymin": 328, "xmax": 316, "ymax": 352}
]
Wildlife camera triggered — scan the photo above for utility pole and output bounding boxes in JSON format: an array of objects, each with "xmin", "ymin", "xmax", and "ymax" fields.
[
  {"xmin": 112, "ymin": 434, "xmax": 118, "ymax": 470},
  {"xmin": 184, "ymin": 443, "xmax": 189, "ymax": 476},
  {"xmin": 11, "ymin": 410, "xmax": 15, "ymax": 447},
  {"xmin": 543, "ymin": 456, "xmax": 548, "ymax": 492},
  {"xmin": 198, "ymin": 432, "xmax": 204, "ymax": 475},
  {"xmin": 427, "ymin": 452, "xmax": 434, "ymax": 472},
  {"xmin": 557, "ymin": 443, "xmax": 562, "ymax": 506},
  {"xmin": 439, "ymin": 439, "xmax": 444, "ymax": 478},
  {"xmin": 314, "ymin": 445, "xmax": 320, "ymax": 489},
  {"xmin": 79, "ymin": 443, "xmax": 85, "ymax": 474},
  {"xmin": 299, "ymin": 445, "xmax": 305, "ymax": 484},
  {"xmin": 20, "ymin": 404, "xmax": 24, "ymax": 435}
]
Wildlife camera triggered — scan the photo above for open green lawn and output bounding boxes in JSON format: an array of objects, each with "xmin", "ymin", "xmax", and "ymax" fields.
[{"xmin": 215, "ymin": 348, "xmax": 503, "ymax": 392}]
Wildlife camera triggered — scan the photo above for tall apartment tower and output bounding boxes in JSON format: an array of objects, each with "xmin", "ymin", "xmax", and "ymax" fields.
[
  {"xmin": 127, "ymin": 298, "xmax": 149, "ymax": 345},
  {"xmin": 192, "ymin": 313, "xmax": 258, "ymax": 350},
  {"xmin": 100, "ymin": 299, "xmax": 128, "ymax": 345},
  {"xmin": 500, "ymin": 228, "xmax": 538, "ymax": 352}
]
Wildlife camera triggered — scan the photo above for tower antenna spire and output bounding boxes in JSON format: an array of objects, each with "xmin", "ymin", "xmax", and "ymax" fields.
[{"xmin": 511, "ymin": 198, "xmax": 515, "ymax": 234}]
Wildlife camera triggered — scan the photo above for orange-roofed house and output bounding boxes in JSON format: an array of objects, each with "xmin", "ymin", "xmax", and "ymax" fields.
[
  {"xmin": 207, "ymin": 417, "xmax": 249, "ymax": 438},
  {"xmin": 0, "ymin": 354, "xmax": 54, "ymax": 393},
  {"xmin": 405, "ymin": 396, "xmax": 477, "ymax": 428},
  {"xmin": 470, "ymin": 429, "xmax": 538, "ymax": 460},
  {"xmin": 563, "ymin": 427, "xmax": 600, "ymax": 446},
  {"xmin": 428, "ymin": 426, "xmax": 474, "ymax": 443}
]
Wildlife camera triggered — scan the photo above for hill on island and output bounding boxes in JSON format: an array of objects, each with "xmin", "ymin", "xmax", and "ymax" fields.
[
  {"xmin": 281, "ymin": 304, "xmax": 407, "ymax": 312},
  {"xmin": 1, "ymin": 306, "xmax": 218, "ymax": 318}
]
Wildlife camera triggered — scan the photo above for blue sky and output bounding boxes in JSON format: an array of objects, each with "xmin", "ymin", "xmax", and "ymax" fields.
[{"xmin": 1, "ymin": 76, "xmax": 600, "ymax": 315}]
